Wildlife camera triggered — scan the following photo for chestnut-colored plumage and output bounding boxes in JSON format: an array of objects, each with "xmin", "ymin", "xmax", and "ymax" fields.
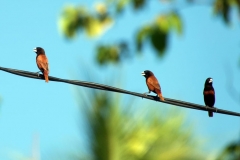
[
  {"xmin": 33, "ymin": 47, "xmax": 49, "ymax": 82},
  {"xmin": 203, "ymin": 77, "xmax": 215, "ymax": 117},
  {"xmin": 141, "ymin": 70, "xmax": 164, "ymax": 101}
]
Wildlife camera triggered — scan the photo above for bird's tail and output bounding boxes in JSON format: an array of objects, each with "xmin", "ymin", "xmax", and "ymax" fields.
[
  {"xmin": 208, "ymin": 111, "xmax": 213, "ymax": 117},
  {"xmin": 44, "ymin": 70, "xmax": 49, "ymax": 83},
  {"xmin": 158, "ymin": 93, "xmax": 165, "ymax": 101}
]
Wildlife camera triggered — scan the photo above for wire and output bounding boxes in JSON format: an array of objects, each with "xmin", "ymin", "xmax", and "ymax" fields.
[{"xmin": 0, "ymin": 66, "xmax": 240, "ymax": 117}]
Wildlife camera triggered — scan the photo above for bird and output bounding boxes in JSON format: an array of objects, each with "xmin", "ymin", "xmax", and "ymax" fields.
[
  {"xmin": 141, "ymin": 70, "xmax": 164, "ymax": 101},
  {"xmin": 33, "ymin": 47, "xmax": 49, "ymax": 82},
  {"xmin": 203, "ymin": 77, "xmax": 215, "ymax": 117}
]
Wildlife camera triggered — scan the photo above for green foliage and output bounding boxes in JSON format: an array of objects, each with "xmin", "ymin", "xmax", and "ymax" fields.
[
  {"xmin": 150, "ymin": 27, "xmax": 168, "ymax": 56},
  {"xmin": 97, "ymin": 45, "xmax": 120, "ymax": 65},
  {"xmin": 96, "ymin": 42, "xmax": 129, "ymax": 65},
  {"xmin": 58, "ymin": 0, "xmax": 240, "ymax": 65},
  {"xmin": 136, "ymin": 12, "xmax": 182, "ymax": 56},
  {"xmin": 136, "ymin": 25, "xmax": 151, "ymax": 52},
  {"xmin": 217, "ymin": 141, "xmax": 240, "ymax": 160},
  {"xmin": 132, "ymin": 0, "xmax": 146, "ymax": 10},
  {"xmin": 75, "ymin": 85, "xmax": 205, "ymax": 160},
  {"xmin": 59, "ymin": 4, "xmax": 113, "ymax": 38},
  {"xmin": 59, "ymin": 6, "xmax": 82, "ymax": 38},
  {"xmin": 116, "ymin": 0, "xmax": 130, "ymax": 14},
  {"xmin": 213, "ymin": 0, "xmax": 240, "ymax": 24},
  {"xmin": 169, "ymin": 12, "xmax": 183, "ymax": 35},
  {"xmin": 109, "ymin": 0, "xmax": 146, "ymax": 13}
]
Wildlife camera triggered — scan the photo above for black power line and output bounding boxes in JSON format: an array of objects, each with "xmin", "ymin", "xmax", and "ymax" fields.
[{"xmin": 0, "ymin": 66, "xmax": 240, "ymax": 117}]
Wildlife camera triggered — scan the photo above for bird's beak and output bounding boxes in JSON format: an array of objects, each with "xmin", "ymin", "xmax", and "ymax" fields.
[
  {"xmin": 141, "ymin": 72, "xmax": 145, "ymax": 76},
  {"xmin": 33, "ymin": 48, "xmax": 37, "ymax": 53},
  {"xmin": 209, "ymin": 79, "xmax": 213, "ymax": 83}
]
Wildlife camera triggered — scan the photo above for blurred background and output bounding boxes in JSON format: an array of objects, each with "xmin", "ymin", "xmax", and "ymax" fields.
[{"xmin": 0, "ymin": 0, "xmax": 240, "ymax": 159}]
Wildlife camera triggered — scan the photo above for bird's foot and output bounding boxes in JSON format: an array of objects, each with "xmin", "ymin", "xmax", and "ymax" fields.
[
  {"xmin": 142, "ymin": 92, "xmax": 149, "ymax": 99},
  {"xmin": 214, "ymin": 107, "xmax": 218, "ymax": 113},
  {"xmin": 35, "ymin": 71, "xmax": 41, "ymax": 77}
]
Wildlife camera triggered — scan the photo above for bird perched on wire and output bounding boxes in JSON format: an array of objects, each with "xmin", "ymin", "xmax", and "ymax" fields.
[
  {"xmin": 203, "ymin": 77, "xmax": 215, "ymax": 117},
  {"xmin": 33, "ymin": 47, "xmax": 49, "ymax": 82},
  {"xmin": 141, "ymin": 70, "xmax": 164, "ymax": 101}
]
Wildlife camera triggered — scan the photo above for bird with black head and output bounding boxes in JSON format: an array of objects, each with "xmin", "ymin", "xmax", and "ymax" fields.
[
  {"xmin": 141, "ymin": 70, "xmax": 164, "ymax": 101},
  {"xmin": 203, "ymin": 77, "xmax": 215, "ymax": 117},
  {"xmin": 33, "ymin": 47, "xmax": 49, "ymax": 83}
]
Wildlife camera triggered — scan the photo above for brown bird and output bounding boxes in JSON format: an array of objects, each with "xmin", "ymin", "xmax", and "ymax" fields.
[
  {"xmin": 33, "ymin": 47, "xmax": 49, "ymax": 82},
  {"xmin": 141, "ymin": 70, "xmax": 164, "ymax": 101},
  {"xmin": 203, "ymin": 77, "xmax": 215, "ymax": 117}
]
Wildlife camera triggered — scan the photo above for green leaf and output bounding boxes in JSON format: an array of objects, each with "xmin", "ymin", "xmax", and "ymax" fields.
[
  {"xmin": 150, "ymin": 27, "xmax": 168, "ymax": 56},
  {"xmin": 59, "ymin": 6, "xmax": 83, "ymax": 38},
  {"xmin": 155, "ymin": 15, "xmax": 170, "ymax": 33},
  {"xmin": 132, "ymin": 0, "xmax": 145, "ymax": 10},
  {"xmin": 96, "ymin": 45, "xmax": 120, "ymax": 65},
  {"xmin": 135, "ymin": 25, "xmax": 151, "ymax": 52},
  {"xmin": 116, "ymin": 0, "xmax": 130, "ymax": 14},
  {"xmin": 95, "ymin": 42, "xmax": 129, "ymax": 65},
  {"xmin": 217, "ymin": 141, "xmax": 240, "ymax": 160},
  {"xmin": 84, "ymin": 15, "xmax": 113, "ymax": 37},
  {"xmin": 59, "ymin": 5, "xmax": 113, "ymax": 39},
  {"xmin": 169, "ymin": 12, "xmax": 182, "ymax": 35},
  {"xmin": 213, "ymin": 0, "xmax": 230, "ymax": 24},
  {"xmin": 136, "ymin": 12, "xmax": 181, "ymax": 57},
  {"xmin": 85, "ymin": 17, "xmax": 103, "ymax": 37},
  {"xmin": 155, "ymin": 13, "xmax": 182, "ymax": 35}
]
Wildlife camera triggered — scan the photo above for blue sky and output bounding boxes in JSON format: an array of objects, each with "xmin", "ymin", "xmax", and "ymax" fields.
[{"xmin": 0, "ymin": 0, "xmax": 240, "ymax": 159}]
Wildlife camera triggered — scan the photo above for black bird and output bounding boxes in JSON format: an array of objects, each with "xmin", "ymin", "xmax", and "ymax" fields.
[{"xmin": 203, "ymin": 77, "xmax": 215, "ymax": 117}]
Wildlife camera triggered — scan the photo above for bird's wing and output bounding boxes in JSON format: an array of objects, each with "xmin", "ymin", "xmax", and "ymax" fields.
[
  {"xmin": 147, "ymin": 76, "xmax": 161, "ymax": 90},
  {"xmin": 203, "ymin": 86, "xmax": 215, "ymax": 95},
  {"xmin": 203, "ymin": 90, "xmax": 215, "ymax": 95},
  {"xmin": 37, "ymin": 55, "xmax": 49, "ymax": 73}
]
